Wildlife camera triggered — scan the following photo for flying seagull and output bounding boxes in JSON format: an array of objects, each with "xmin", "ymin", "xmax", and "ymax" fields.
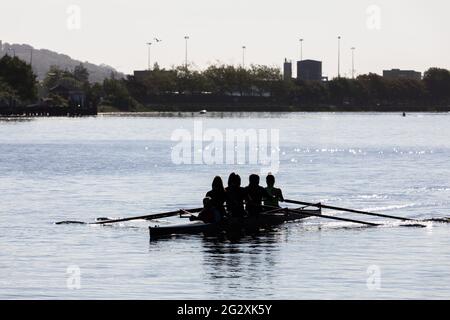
[{"xmin": 154, "ymin": 38, "xmax": 162, "ymax": 42}]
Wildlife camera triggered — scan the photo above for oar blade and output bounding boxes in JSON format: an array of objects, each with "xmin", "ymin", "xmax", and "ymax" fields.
[
  {"xmin": 399, "ymin": 223, "xmax": 427, "ymax": 228},
  {"xmin": 55, "ymin": 221, "xmax": 87, "ymax": 225}
]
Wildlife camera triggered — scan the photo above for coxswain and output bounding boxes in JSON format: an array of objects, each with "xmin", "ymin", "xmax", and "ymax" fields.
[{"xmin": 189, "ymin": 197, "xmax": 221, "ymax": 223}]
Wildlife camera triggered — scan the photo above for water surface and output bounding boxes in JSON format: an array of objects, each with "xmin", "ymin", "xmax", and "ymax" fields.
[{"xmin": 1, "ymin": 112, "xmax": 450, "ymax": 299}]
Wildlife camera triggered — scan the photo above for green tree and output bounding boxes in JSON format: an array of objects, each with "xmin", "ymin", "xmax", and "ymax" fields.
[
  {"xmin": 0, "ymin": 55, "xmax": 37, "ymax": 101},
  {"xmin": 356, "ymin": 73, "xmax": 387, "ymax": 106},
  {"xmin": 204, "ymin": 64, "xmax": 234, "ymax": 95},
  {"xmin": 103, "ymin": 77, "xmax": 139, "ymax": 111},
  {"xmin": 249, "ymin": 65, "xmax": 282, "ymax": 96},
  {"xmin": 73, "ymin": 63, "xmax": 90, "ymax": 84},
  {"xmin": 423, "ymin": 68, "xmax": 450, "ymax": 103},
  {"xmin": 0, "ymin": 78, "xmax": 17, "ymax": 102},
  {"xmin": 42, "ymin": 65, "xmax": 84, "ymax": 92}
]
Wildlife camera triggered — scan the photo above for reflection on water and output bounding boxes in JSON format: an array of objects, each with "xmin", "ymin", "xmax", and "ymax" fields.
[
  {"xmin": 0, "ymin": 117, "xmax": 34, "ymax": 122},
  {"xmin": 201, "ymin": 231, "xmax": 281, "ymax": 296},
  {"xmin": 99, "ymin": 111, "xmax": 294, "ymax": 119}
]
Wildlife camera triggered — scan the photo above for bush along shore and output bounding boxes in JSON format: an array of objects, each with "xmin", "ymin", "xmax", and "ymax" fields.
[{"xmin": 1, "ymin": 56, "xmax": 450, "ymax": 116}]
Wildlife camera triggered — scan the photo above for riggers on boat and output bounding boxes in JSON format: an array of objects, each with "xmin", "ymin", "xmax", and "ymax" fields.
[{"xmin": 148, "ymin": 207, "xmax": 321, "ymax": 239}]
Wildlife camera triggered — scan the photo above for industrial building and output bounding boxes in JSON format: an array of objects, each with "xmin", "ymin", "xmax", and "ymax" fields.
[
  {"xmin": 383, "ymin": 69, "xmax": 422, "ymax": 81},
  {"xmin": 297, "ymin": 59, "xmax": 322, "ymax": 81},
  {"xmin": 283, "ymin": 59, "xmax": 292, "ymax": 81}
]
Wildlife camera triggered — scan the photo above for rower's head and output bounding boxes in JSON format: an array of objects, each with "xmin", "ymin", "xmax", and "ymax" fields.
[
  {"xmin": 212, "ymin": 176, "xmax": 225, "ymax": 192},
  {"xmin": 227, "ymin": 172, "xmax": 237, "ymax": 187},
  {"xmin": 235, "ymin": 174, "xmax": 242, "ymax": 187},
  {"xmin": 266, "ymin": 174, "xmax": 275, "ymax": 187},
  {"xmin": 203, "ymin": 196, "xmax": 212, "ymax": 208},
  {"xmin": 249, "ymin": 174, "xmax": 260, "ymax": 186}
]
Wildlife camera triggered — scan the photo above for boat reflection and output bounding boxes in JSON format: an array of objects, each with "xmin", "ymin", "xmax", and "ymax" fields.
[{"xmin": 199, "ymin": 229, "xmax": 287, "ymax": 295}]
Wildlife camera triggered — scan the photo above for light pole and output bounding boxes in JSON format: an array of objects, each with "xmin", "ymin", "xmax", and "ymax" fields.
[
  {"xmin": 147, "ymin": 42, "xmax": 152, "ymax": 70},
  {"xmin": 351, "ymin": 47, "xmax": 356, "ymax": 79},
  {"xmin": 242, "ymin": 46, "xmax": 246, "ymax": 68},
  {"xmin": 337, "ymin": 36, "xmax": 341, "ymax": 78},
  {"xmin": 184, "ymin": 35, "xmax": 189, "ymax": 69},
  {"xmin": 299, "ymin": 38, "xmax": 304, "ymax": 61}
]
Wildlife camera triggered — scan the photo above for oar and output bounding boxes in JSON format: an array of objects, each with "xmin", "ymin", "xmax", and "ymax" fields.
[
  {"xmin": 284, "ymin": 199, "xmax": 414, "ymax": 221},
  {"xmin": 289, "ymin": 208, "xmax": 380, "ymax": 226},
  {"xmin": 284, "ymin": 199, "xmax": 427, "ymax": 228},
  {"xmin": 260, "ymin": 205, "xmax": 380, "ymax": 227},
  {"xmin": 55, "ymin": 207, "xmax": 203, "ymax": 225}
]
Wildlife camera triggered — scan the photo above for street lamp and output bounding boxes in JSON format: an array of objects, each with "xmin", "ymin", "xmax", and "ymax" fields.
[
  {"xmin": 242, "ymin": 46, "xmax": 246, "ymax": 68},
  {"xmin": 299, "ymin": 38, "xmax": 304, "ymax": 61},
  {"xmin": 184, "ymin": 35, "xmax": 189, "ymax": 69},
  {"xmin": 337, "ymin": 36, "xmax": 341, "ymax": 78},
  {"xmin": 351, "ymin": 47, "xmax": 356, "ymax": 79}
]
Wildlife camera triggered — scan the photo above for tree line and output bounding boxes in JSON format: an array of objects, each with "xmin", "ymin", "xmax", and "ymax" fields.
[{"xmin": 1, "ymin": 54, "xmax": 450, "ymax": 112}]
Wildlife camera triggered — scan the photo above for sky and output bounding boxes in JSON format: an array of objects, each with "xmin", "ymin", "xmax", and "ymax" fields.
[{"xmin": 1, "ymin": 0, "xmax": 449, "ymax": 77}]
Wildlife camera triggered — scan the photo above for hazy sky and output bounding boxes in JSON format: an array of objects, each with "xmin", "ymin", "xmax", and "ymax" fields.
[{"xmin": 1, "ymin": 0, "xmax": 449, "ymax": 77}]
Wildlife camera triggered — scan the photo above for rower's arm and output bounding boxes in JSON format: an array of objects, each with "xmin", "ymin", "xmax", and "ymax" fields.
[
  {"xmin": 279, "ymin": 189, "xmax": 285, "ymax": 201},
  {"xmin": 180, "ymin": 209, "xmax": 192, "ymax": 215}
]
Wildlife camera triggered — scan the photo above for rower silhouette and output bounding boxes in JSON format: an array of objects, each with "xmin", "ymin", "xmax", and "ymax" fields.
[
  {"xmin": 244, "ymin": 174, "xmax": 273, "ymax": 216},
  {"xmin": 264, "ymin": 174, "xmax": 284, "ymax": 208},
  {"xmin": 189, "ymin": 197, "xmax": 221, "ymax": 223},
  {"xmin": 205, "ymin": 176, "xmax": 227, "ymax": 219},
  {"xmin": 225, "ymin": 172, "xmax": 247, "ymax": 218}
]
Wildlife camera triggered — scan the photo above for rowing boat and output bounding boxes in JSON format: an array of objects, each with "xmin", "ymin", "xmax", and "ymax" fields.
[{"xmin": 148, "ymin": 207, "xmax": 320, "ymax": 239}]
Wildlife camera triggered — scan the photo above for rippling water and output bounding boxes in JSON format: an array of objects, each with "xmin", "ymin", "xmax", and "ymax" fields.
[{"xmin": 1, "ymin": 112, "xmax": 450, "ymax": 299}]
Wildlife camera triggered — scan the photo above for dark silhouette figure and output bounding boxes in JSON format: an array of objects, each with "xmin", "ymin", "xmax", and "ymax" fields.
[
  {"xmin": 225, "ymin": 173, "xmax": 247, "ymax": 218},
  {"xmin": 190, "ymin": 197, "xmax": 222, "ymax": 223},
  {"xmin": 244, "ymin": 174, "xmax": 272, "ymax": 216},
  {"xmin": 264, "ymin": 174, "xmax": 284, "ymax": 208},
  {"xmin": 205, "ymin": 176, "xmax": 227, "ymax": 218}
]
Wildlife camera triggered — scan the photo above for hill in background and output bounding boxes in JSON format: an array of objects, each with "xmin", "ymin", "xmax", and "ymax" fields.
[{"xmin": 0, "ymin": 41, "xmax": 125, "ymax": 83}]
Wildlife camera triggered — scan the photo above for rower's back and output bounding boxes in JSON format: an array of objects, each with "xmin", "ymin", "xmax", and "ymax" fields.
[
  {"xmin": 245, "ymin": 174, "xmax": 271, "ymax": 216},
  {"xmin": 205, "ymin": 176, "xmax": 227, "ymax": 218},
  {"xmin": 225, "ymin": 173, "xmax": 246, "ymax": 217},
  {"xmin": 264, "ymin": 174, "xmax": 284, "ymax": 208}
]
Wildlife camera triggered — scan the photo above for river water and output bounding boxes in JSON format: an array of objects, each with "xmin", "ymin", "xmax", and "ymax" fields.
[{"xmin": 1, "ymin": 112, "xmax": 450, "ymax": 299}]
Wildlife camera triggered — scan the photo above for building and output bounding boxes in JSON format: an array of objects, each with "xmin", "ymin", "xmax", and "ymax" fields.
[
  {"xmin": 283, "ymin": 58, "xmax": 292, "ymax": 81},
  {"xmin": 133, "ymin": 70, "xmax": 153, "ymax": 82},
  {"xmin": 49, "ymin": 84, "xmax": 86, "ymax": 108},
  {"xmin": 383, "ymin": 69, "xmax": 421, "ymax": 81},
  {"xmin": 133, "ymin": 69, "xmax": 176, "ymax": 83},
  {"xmin": 297, "ymin": 59, "xmax": 322, "ymax": 81}
]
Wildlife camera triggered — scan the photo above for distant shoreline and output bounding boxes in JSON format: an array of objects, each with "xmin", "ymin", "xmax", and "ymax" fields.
[{"xmin": 98, "ymin": 104, "xmax": 450, "ymax": 113}]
